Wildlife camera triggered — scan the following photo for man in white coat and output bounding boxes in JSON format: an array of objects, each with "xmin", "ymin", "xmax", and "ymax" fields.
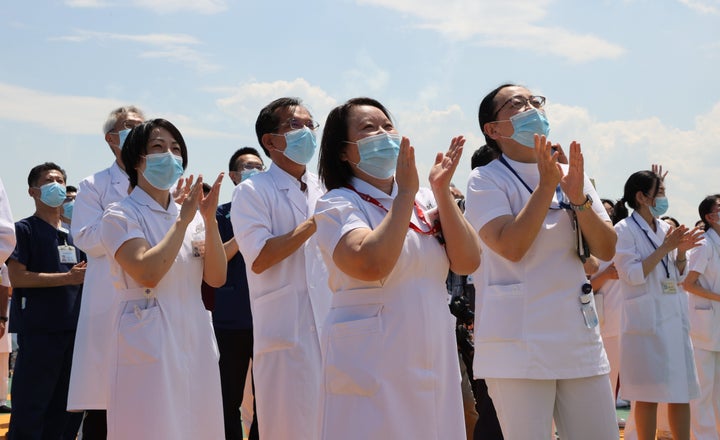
[
  {"xmin": 67, "ymin": 106, "xmax": 144, "ymax": 439},
  {"xmin": 231, "ymin": 97, "xmax": 329, "ymax": 440}
]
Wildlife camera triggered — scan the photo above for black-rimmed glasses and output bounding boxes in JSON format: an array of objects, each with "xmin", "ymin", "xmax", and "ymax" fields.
[{"xmin": 493, "ymin": 95, "xmax": 546, "ymax": 119}]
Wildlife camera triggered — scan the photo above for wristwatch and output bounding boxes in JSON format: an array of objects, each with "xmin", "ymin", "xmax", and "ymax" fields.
[{"xmin": 570, "ymin": 194, "xmax": 593, "ymax": 211}]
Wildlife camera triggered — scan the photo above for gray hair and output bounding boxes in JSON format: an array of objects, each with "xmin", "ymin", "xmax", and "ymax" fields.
[{"xmin": 102, "ymin": 105, "xmax": 145, "ymax": 134}]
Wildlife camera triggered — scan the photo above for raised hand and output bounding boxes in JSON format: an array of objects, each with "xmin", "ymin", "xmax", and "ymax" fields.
[
  {"xmin": 173, "ymin": 174, "xmax": 195, "ymax": 204},
  {"xmin": 677, "ymin": 226, "xmax": 704, "ymax": 253},
  {"xmin": 559, "ymin": 141, "xmax": 586, "ymax": 205},
  {"xmin": 395, "ymin": 136, "xmax": 419, "ymax": 196},
  {"xmin": 534, "ymin": 134, "xmax": 563, "ymax": 190},
  {"xmin": 199, "ymin": 172, "xmax": 224, "ymax": 222},
  {"xmin": 652, "ymin": 164, "xmax": 668, "ymax": 181},
  {"xmin": 179, "ymin": 175, "xmax": 202, "ymax": 226},
  {"xmin": 429, "ymin": 136, "xmax": 465, "ymax": 192}
]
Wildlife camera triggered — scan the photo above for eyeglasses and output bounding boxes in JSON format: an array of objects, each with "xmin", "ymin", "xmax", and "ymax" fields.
[
  {"xmin": 493, "ymin": 95, "xmax": 546, "ymax": 119},
  {"xmin": 236, "ymin": 163, "xmax": 265, "ymax": 172},
  {"xmin": 108, "ymin": 119, "xmax": 143, "ymax": 134},
  {"xmin": 280, "ymin": 118, "xmax": 320, "ymax": 131}
]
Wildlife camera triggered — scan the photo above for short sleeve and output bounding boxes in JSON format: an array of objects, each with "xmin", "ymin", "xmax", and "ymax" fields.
[
  {"xmin": 464, "ymin": 167, "xmax": 513, "ymax": 233},
  {"xmin": 231, "ymin": 179, "xmax": 274, "ymax": 266},
  {"xmin": 584, "ymin": 176, "xmax": 610, "ymax": 222},
  {"xmin": 9, "ymin": 220, "xmax": 31, "ymax": 267},
  {"xmin": 100, "ymin": 202, "xmax": 145, "ymax": 259},
  {"xmin": 687, "ymin": 238, "xmax": 710, "ymax": 275},
  {"xmin": 314, "ymin": 189, "xmax": 372, "ymax": 258}
]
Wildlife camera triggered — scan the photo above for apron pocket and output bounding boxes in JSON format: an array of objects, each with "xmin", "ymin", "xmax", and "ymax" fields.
[
  {"xmin": 253, "ymin": 284, "xmax": 299, "ymax": 355},
  {"xmin": 622, "ymin": 293, "xmax": 656, "ymax": 336},
  {"xmin": 326, "ymin": 306, "xmax": 383, "ymax": 396},
  {"xmin": 475, "ymin": 283, "xmax": 524, "ymax": 342},
  {"xmin": 689, "ymin": 307, "xmax": 713, "ymax": 344},
  {"xmin": 118, "ymin": 302, "xmax": 162, "ymax": 365}
]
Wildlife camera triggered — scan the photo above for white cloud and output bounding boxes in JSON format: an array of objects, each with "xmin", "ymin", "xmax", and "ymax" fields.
[
  {"xmin": 53, "ymin": 30, "xmax": 219, "ymax": 72},
  {"xmin": 342, "ymin": 52, "xmax": 390, "ymax": 94},
  {"xmin": 356, "ymin": 0, "xmax": 625, "ymax": 62},
  {"xmin": 677, "ymin": 0, "xmax": 720, "ymax": 14},
  {"xmin": 64, "ymin": 0, "xmax": 227, "ymax": 14}
]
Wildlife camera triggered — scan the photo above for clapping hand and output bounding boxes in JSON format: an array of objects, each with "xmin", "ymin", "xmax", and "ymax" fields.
[{"xmin": 429, "ymin": 136, "xmax": 465, "ymax": 193}]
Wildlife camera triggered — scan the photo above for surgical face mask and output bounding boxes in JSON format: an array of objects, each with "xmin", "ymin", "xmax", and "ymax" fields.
[
  {"xmin": 240, "ymin": 169, "xmax": 260, "ymax": 182},
  {"xmin": 37, "ymin": 182, "xmax": 67, "ymax": 208},
  {"xmin": 279, "ymin": 127, "xmax": 317, "ymax": 165},
  {"xmin": 118, "ymin": 128, "xmax": 131, "ymax": 150},
  {"xmin": 63, "ymin": 200, "xmax": 74, "ymax": 220},
  {"xmin": 501, "ymin": 108, "xmax": 550, "ymax": 148},
  {"xmin": 650, "ymin": 196, "xmax": 669, "ymax": 217},
  {"xmin": 142, "ymin": 151, "xmax": 184, "ymax": 190},
  {"xmin": 350, "ymin": 132, "xmax": 402, "ymax": 179}
]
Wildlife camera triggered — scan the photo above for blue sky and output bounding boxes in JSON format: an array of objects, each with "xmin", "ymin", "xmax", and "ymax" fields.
[{"xmin": 1, "ymin": 0, "xmax": 718, "ymax": 226}]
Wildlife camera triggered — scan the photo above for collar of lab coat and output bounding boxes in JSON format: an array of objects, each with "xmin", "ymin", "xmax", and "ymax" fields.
[
  {"xmin": 706, "ymin": 228, "xmax": 720, "ymax": 251},
  {"xmin": 349, "ymin": 176, "xmax": 398, "ymax": 211},
  {"xmin": 268, "ymin": 162, "xmax": 309, "ymax": 217},
  {"xmin": 631, "ymin": 210, "xmax": 667, "ymax": 248},
  {"xmin": 129, "ymin": 185, "xmax": 179, "ymax": 216},
  {"xmin": 109, "ymin": 161, "xmax": 130, "ymax": 193}
]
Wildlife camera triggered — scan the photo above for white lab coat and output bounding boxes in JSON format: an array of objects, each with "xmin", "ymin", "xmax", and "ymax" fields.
[
  {"xmin": 231, "ymin": 163, "xmax": 329, "ymax": 440},
  {"xmin": 67, "ymin": 162, "xmax": 128, "ymax": 410},
  {"xmin": 614, "ymin": 211, "xmax": 699, "ymax": 402},
  {"xmin": 313, "ymin": 178, "xmax": 464, "ymax": 440},
  {"xmin": 0, "ymin": 264, "xmax": 11, "ymax": 353},
  {"xmin": 101, "ymin": 187, "xmax": 223, "ymax": 440},
  {"xmin": 0, "ymin": 178, "xmax": 15, "ymax": 265},
  {"xmin": 686, "ymin": 228, "xmax": 720, "ymax": 439},
  {"xmin": 464, "ymin": 157, "xmax": 610, "ymax": 379}
]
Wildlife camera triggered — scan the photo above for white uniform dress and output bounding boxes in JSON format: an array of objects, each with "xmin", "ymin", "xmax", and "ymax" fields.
[
  {"xmin": 614, "ymin": 211, "xmax": 699, "ymax": 402},
  {"xmin": 68, "ymin": 162, "xmax": 129, "ymax": 410},
  {"xmin": 592, "ymin": 259, "xmax": 623, "ymax": 395},
  {"xmin": 0, "ymin": 178, "xmax": 15, "ymax": 264},
  {"xmin": 313, "ymin": 178, "xmax": 464, "ymax": 440},
  {"xmin": 101, "ymin": 187, "xmax": 223, "ymax": 440},
  {"xmin": 686, "ymin": 228, "xmax": 720, "ymax": 439},
  {"xmin": 231, "ymin": 163, "xmax": 329, "ymax": 440}
]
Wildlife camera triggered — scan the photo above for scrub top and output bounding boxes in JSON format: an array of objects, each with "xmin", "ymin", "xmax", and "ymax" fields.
[
  {"xmin": 101, "ymin": 186, "xmax": 224, "ymax": 440},
  {"xmin": 614, "ymin": 211, "xmax": 699, "ymax": 402},
  {"xmin": 314, "ymin": 177, "xmax": 464, "ymax": 440},
  {"xmin": 464, "ymin": 156, "xmax": 610, "ymax": 379}
]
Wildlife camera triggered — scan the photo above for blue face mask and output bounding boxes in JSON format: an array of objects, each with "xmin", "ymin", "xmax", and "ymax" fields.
[
  {"xmin": 142, "ymin": 152, "xmax": 184, "ymax": 190},
  {"xmin": 118, "ymin": 128, "xmax": 131, "ymax": 150},
  {"xmin": 240, "ymin": 169, "xmax": 260, "ymax": 182},
  {"xmin": 280, "ymin": 127, "xmax": 317, "ymax": 165},
  {"xmin": 502, "ymin": 108, "xmax": 550, "ymax": 148},
  {"xmin": 650, "ymin": 196, "xmax": 669, "ymax": 217},
  {"xmin": 38, "ymin": 182, "xmax": 67, "ymax": 208},
  {"xmin": 63, "ymin": 200, "xmax": 74, "ymax": 220},
  {"xmin": 351, "ymin": 132, "xmax": 401, "ymax": 179}
]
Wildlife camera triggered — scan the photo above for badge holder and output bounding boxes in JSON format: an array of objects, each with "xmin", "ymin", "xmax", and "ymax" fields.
[{"xmin": 580, "ymin": 282, "xmax": 599, "ymax": 328}]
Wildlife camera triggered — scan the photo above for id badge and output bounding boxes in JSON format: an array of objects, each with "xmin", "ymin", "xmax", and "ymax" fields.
[
  {"xmin": 581, "ymin": 301, "xmax": 599, "ymax": 328},
  {"xmin": 58, "ymin": 245, "xmax": 78, "ymax": 264},
  {"xmin": 661, "ymin": 279, "xmax": 677, "ymax": 294}
]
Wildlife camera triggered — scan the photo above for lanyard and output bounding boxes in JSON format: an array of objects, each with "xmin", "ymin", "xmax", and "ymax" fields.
[
  {"xmin": 345, "ymin": 185, "xmax": 441, "ymax": 237},
  {"xmin": 631, "ymin": 214, "xmax": 670, "ymax": 278},
  {"xmin": 497, "ymin": 156, "xmax": 570, "ymax": 210}
]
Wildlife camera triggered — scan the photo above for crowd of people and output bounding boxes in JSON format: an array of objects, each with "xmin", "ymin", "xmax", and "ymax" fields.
[{"xmin": 0, "ymin": 83, "xmax": 717, "ymax": 440}]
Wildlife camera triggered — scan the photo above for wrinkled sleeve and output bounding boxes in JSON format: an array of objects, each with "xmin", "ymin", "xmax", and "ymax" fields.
[
  {"xmin": 231, "ymin": 180, "xmax": 275, "ymax": 267},
  {"xmin": 314, "ymin": 189, "xmax": 371, "ymax": 259},
  {"xmin": 613, "ymin": 221, "xmax": 647, "ymax": 286},
  {"xmin": 100, "ymin": 202, "xmax": 145, "ymax": 260},
  {"xmin": 0, "ymin": 178, "xmax": 15, "ymax": 265},
  {"xmin": 71, "ymin": 176, "xmax": 107, "ymax": 258},
  {"xmin": 464, "ymin": 167, "xmax": 512, "ymax": 235},
  {"xmin": 687, "ymin": 238, "xmax": 709, "ymax": 276}
]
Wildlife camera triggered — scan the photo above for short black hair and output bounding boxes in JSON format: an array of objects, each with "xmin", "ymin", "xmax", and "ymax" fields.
[
  {"xmin": 318, "ymin": 97, "xmax": 393, "ymax": 191},
  {"xmin": 660, "ymin": 216, "xmax": 680, "ymax": 228},
  {"xmin": 121, "ymin": 119, "xmax": 188, "ymax": 188},
  {"xmin": 698, "ymin": 194, "xmax": 720, "ymax": 231},
  {"xmin": 228, "ymin": 147, "xmax": 263, "ymax": 172},
  {"xmin": 66, "ymin": 185, "xmax": 78, "ymax": 193},
  {"xmin": 255, "ymin": 97, "xmax": 302, "ymax": 157},
  {"xmin": 470, "ymin": 145, "xmax": 499, "ymax": 169},
  {"xmin": 27, "ymin": 162, "xmax": 67, "ymax": 187},
  {"xmin": 478, "ymin": 83, "xmax": 517, "ymax": 156}
]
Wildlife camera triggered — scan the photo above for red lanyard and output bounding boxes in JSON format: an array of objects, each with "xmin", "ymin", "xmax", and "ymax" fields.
[{"xmin": 346, "ymin": 185, "xmax": 441, "ymax": 236}]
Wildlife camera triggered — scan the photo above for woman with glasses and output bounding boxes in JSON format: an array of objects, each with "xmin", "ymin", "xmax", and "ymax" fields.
[
  {"xmin": 612, "ymin": 169, "xmax": 701, "ymax": 440},
  {"xmin": 100, "ymin": 119, "xmax": 226, "ymax": 439},
  {"xmin": 313, "ymin": 97, "xmax": 480, "ymax": 439},
  {"xmin": 679, "ymin": 195, "xmax": 720, "ymax": 440},
  {"xmin": 464, "ymin": 84, "xmax": 618, "ymax": 439}
]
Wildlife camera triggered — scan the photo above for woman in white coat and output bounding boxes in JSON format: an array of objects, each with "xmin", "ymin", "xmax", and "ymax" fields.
[
  {"xmin": 313, "ymin": 97, "xmax": 480, "ymax": 440},
  {"xmin": 684, "ymin": 194, "xmax": 720, "ymax": 439},
  {"xmin": 465, "ymin": 84, "xmax": 619, "ymax": 440},
  {"xmin": 100, "ymin": 119, "xmax": 226, "ymax": 440},
  {"xmin": 613, "ymin": 169, "xmax": 702, "ymax": 440}
]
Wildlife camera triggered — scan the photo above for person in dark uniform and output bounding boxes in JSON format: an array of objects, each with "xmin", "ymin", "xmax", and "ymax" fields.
[
  {"xmin": 204, "ymin": 147, "xmax": 263, "ymax": 440},
  {"xmin": 6, "ymin": 162, "xmax": 85, "ymax": 440}
]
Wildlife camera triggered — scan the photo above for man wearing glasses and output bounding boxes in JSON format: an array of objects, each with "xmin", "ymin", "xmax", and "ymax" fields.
[
  {"xmin": 66, "ymin": 106, "xmax": 145, "ymax": 439},
  {"xmin": 231, "ymin": 98, "xmax": 329, "ymax": 440}
]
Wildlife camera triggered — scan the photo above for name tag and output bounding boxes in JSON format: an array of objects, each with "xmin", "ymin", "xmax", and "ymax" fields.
[
  {"xmin": 58, "ymin": 245, "xmax": 78, "ymax": 264},
  {"xmin": 661, "ymin": 279, "xmax": 677, "ymax": 294}
]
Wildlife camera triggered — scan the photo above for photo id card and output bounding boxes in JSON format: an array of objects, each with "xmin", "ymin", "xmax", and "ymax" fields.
[
  {"xmin": 661, "ymin": 279, "xmax": 678, "ymax": 294},
  {"xmin": 58, "ymin": 245, "xmax": 78, "ymax": 264}
]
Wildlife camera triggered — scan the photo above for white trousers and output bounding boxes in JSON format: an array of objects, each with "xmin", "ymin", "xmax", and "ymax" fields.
[
  {"xmin": 486, "ymin": 375, "xmax": 619, "ymax": 440},
  {"xmin": 690, "ymin": 348, "xmax": 720, "ymax": 440}
]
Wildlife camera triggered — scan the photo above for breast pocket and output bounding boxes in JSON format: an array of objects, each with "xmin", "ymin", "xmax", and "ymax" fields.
[
  {"xmin": 253, "ymin": 284, "xmax": 299, "ymax": 355},
  {"xmin": 622, "ymin": 293, "xmax": 656, "ymax": 336},
  {"xmin": 326, "ymin": 304, "xmax": 384, "ymax": 396},
  {"xmin": 475, "ymin": 283, "xmax": 525, "ymax": 342},
  {"xmin": 117, "ymin": 300, "xmax": 162, "ymax": 365}
]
